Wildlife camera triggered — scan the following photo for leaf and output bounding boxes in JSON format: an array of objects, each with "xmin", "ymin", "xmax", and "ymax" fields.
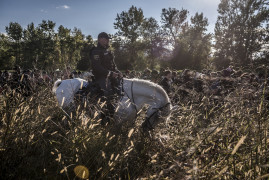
[
  {"xmin": 232, "ymin": 135, "xmax": 247, "ymax": 155},
  {"xmin": 74, "ymin": 165, "xmax": 89, "ymax": 179},
  {"xmin": 60, "ymin": 167, "xmax": 67, "ymax": 174},
  {"xmin": 93, "ymin": 111, "xmax": 99, "ymax": 119},
  {"xmin": 80, "ymin": 81, "xmax": 83, "ymax": 89},
  {"xmin": 214, "ymin": 166, "xmax": 228, "ymax": 178},
  {"xmin": 213, "ymin": 127, "xmax": 222, "ymax": 135},
  {"xmin": 61, "ymin": 97, "xmax": 65, "ymax": 107},
  {"xmin": 101, "ymin": 151, "xmax": 106, "ymax": 159},
  {"xmin": 115, "ymin": 105, "xmax": 119, "ymax": 112},
  {"xmin": 60, "ymin": 169, "xmax": 65, "ymax": 174},
  {"xmin": 110, "ymin": 153, "xmax": 114, "ymax": 160},
  {"xmin": 14, "ymin": 109, "xmax": 20, "ymax": 115},
  {"xmin": 256, "ymin": 174, "xmax": 269, "ymax": 180},
  {"xmin": 128, "ymin": 128, "xmax": 134, "ymax": 138},
  {"xmin": 57, "ymin": 153, "xmax": 61, "ymax": 162},
  {"xmin": 137, "ymin": 108, "xmax": 143, "ymax": 115},
  {"xmin": 44, "ymin": 116, "xmax": 51, "ymax": 122},
  {"xmin": 100, "ymin": 101, "xmax": 106, "ymax": 108},
  {"xmin": 20, "ymin": 74, "xmax": 24, "ymax": 82},
  {"xmin": 115, "ymin": 154, "xmax": 120, "ymax": 161}
]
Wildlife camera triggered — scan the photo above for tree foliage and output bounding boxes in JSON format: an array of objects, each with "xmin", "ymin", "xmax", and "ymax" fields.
[
  {"xmin": 170, "ymin": 12, "xmax": 212, "ymax": 70},
  {"xmin": 5, "ymin": 22, "xmax": 23, "ymax": 65},
  {"xmin": 161, "ymin": 7, "xmax": 189, "ymax": 47},
  {"xmin": 113, "ymin": 6, "xmax": 145, "ymax": 70},
  {"xmin": 0, "ymin": 1, "xmax": 268, "ymax": 71},
  {"xmin": 1, "ymin": 20, "xmax": 94, "ymax": 70},
  {"xmin": 214, "ymin": 0, "xmax": 269, "ymax": 69}
]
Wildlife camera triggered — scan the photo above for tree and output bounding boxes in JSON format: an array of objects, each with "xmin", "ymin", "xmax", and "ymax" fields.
[
  {"xmin": 22, "ymin": 22, "xmax": 39, "ymax": 68},
  {"xmin": 5, "ymin": 22, "xmax": 23, "ymax": 65},
  {"xmin": 1, "ymin": 20, "xmax": 98, "ymax": 71},
  {"xmin": 161, "ymin": 7, "xmax": 189, "ymax": 48},
  {"xmin": 114, "ymin": 5, "xmax": 144, "ymax": 43},
  {"xmin": 114, "ymin": 6, "xmax": 145, "ymax": 69},
  {"xmin": 69, "ymin": 28, "xmax": 84, "ymax": 69},
  {"xmin": 32, "ymin": 20, "xmax": 56, "ymax": 69},
  {"xmin": 58, "ymin": 25, "xmax": 71, "ymax": 67},
  {"xmin": 77, "ymin": 35, "xmax": 94, "ymax": 71},
  {"xmin": 170, "ymin": 12, "xmax": 211, "ymax": 70},
  {"xmin": 188, "ymin": 13, "xmax": 212, "ymax": 69},
  {"xmin": 142, "ymin": 17, "xmax": 166, "ymax": 69},
  {"xmin": 0, "ymin": 33, "xmax": 15, "ymax": 69},
  {"xmin": 214, "ymin": 0, "xmax": 269, "ymax": 69},
  {"xmin": 111, "ymin": 35, "xmax": 130, "ymax": 71}
]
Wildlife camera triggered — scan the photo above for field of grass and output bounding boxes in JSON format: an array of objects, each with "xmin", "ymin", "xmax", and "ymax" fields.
[{"xmin": 0, "ymin": 82, "xmax": 268, "ymax": 179}]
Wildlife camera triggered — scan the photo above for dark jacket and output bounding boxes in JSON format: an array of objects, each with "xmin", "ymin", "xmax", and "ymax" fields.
[{"xmin": 90, "ymin": 43, "xmax": 119, "ymax": 80}]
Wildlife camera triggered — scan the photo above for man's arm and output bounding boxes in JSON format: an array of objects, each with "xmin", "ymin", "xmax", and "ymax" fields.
[{"xmin": 109, "ymin": 51, "xmax": 122, "ymax": 77}]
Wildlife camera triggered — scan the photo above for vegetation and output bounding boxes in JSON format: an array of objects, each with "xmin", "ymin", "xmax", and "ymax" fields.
[
  {"xmin": 0, "ymin": 77, "xmax": 268, "ymax": 179},
  {"xmin": 0, "ymin": 0, "xmax": 268, "ymax": 179},
  {"xmin": 0, "ymin": 0, "xmax": 268, "ymax": 71}
]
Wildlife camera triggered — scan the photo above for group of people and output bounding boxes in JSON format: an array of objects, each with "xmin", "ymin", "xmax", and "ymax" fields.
[
  {"xmin": 0, "ymin": 32, "xmax": 267, "ymax": 104},
  {"xmin": 122, "ymin": 66, "xmax": 267, "ymax": 104}
]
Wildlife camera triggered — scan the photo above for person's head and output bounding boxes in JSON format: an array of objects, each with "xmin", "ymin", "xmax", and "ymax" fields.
[
  {"xmin": 164, "ymin": 70, "xmax": 172, "ymax": 79},
  {"xmin": 144, "ymin": 68, "xmax": 151, "ymax": 75},
  {"xmin": 151, "ymin": 69, "xmax": 159, "ymax": 76},
  {"xmin": 98, "ymin": 32, "xmax": 111, "ymax": 48}
]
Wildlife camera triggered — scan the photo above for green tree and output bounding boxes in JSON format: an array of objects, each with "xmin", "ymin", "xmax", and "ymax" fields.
[
  {"xmin": 170, "ymin": 12, "xmax": 211, "ymax": 70},
  {"xmin": 77, "ymin": 35, "xmax": 94, "ymax": 71},
  {"xmin": 1, "ymin": 20, "xmax": 95, "ymax": 71},
  {"xmin": 37, "ymin": 20, "xmax": 56, "ymax": 69},
  {"xmin": 161, "ymin": 8, "xmax": 189, "ymax": 47},
  {"xmin": 22, "ymin": 22, "xmax": 39, "ymax": 69},
  {"xmin": 111, "ymin": 35, "xmax": 130, "ymax": 71},
  {"xmin": 114, "ymin": 6, "xmax": 145, "ymax": 69},
  {"xmin": 114, "ymin": 5, "xmax": 144, "ymax": 43},
  {"xmin": 142, "ymin": 17, "xmax": 166, "ymax": 69},
  {"xmin": 21, "ymin": 20, "xmax": 57, "ymax": 69},
  {"xmin": 188, "ymin": 13, "xmax": 212, "ymax": 69},
  {"xmin": 58, "ymin": 25, "xmax": 71, "ymax": 67},
  {"xmin": 214, "ymin": 0, "xmax": 269, "ymax": 69},
  {"xmin": 0, "ymin": 33, "xmax": 15, "ymax": 69},
  {"xmin": 68, "ymin": 28, "xmax": 85, "ymax": 69},
  {"xmin": 5, "ymin": 22, "xmax": 23, "ymax": 65}
]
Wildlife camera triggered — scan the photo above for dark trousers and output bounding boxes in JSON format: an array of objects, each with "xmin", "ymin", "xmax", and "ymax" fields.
[
  {"xmin": 95, "ymin": 78, "xmax": 116, "ymax": 124},
  {"xmin": 95, "ymin": 78, "xmax": 113, "ymax": 97}
]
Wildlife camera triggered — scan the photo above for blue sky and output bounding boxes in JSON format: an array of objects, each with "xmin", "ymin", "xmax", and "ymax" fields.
[{"xmin": 0, "ymin": 0, "xmax": 220, "ymax": 38}]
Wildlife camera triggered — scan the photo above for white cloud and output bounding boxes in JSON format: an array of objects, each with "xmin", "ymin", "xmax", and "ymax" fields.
[
  {"xmin": 40, "ymin": 9, "xmax": 48, "ymax": 13},
  {"xmin": 62, "ymin": 5, "xmax": 70, "ymax": 9},
  {"xmin": 56, "ymin": 5, "xmax": 70, "ymax": 9}
]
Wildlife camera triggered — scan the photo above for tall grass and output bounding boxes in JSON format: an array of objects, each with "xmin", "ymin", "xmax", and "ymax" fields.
[{"xmin": 0, "ymin": 81, "xmax": 268, "ymax": 179}]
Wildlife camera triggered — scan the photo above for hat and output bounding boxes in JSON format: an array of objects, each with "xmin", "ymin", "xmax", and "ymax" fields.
[{"xmin": 98, "ymin": 32, "xmax": 111, "ymax": 39}]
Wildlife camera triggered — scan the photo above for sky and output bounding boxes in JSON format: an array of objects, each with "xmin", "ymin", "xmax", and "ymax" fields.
[{"xmin": 0, "ymin": 0, "xmax": 220, "ymax": 38}]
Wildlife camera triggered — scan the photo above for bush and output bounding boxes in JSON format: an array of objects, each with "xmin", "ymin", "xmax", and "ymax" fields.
[{"xmin": 0, "ymin": 80, "xmax": 268, "ymax": 179}]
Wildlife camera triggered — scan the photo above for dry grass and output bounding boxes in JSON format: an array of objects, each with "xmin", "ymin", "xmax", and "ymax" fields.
[{"xmin": 0, "ymin": 81, "xmax": 268, "ymax": 179}]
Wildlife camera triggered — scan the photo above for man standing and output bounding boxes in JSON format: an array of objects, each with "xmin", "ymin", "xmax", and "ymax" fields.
[
  {"xmin": 90, "ymin": 32, "xmax": 121, "ymax": 96},
  {"xmin": 90, "ymin": 32, "xmax": 122, "ymax": 124}
]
